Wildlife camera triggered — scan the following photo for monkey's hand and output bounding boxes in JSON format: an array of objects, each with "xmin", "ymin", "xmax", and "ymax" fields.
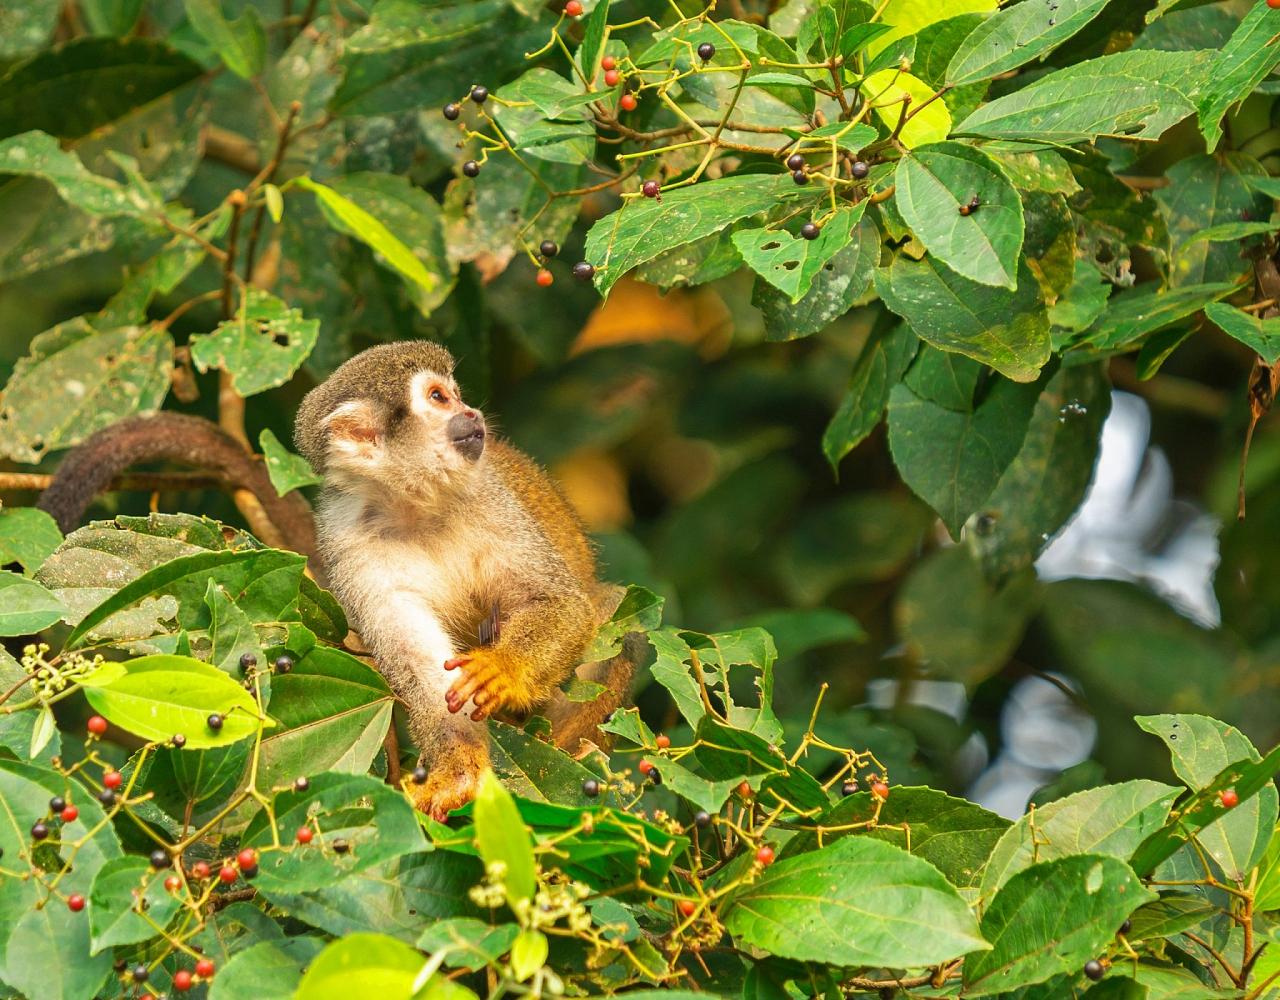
[
  {"xmin": 410, "ymin": 744, "xmax": 488, "ymax": 822},
  {"xmin": 443, "ymin": 649, "xmax": 537, "ymax": 721}
]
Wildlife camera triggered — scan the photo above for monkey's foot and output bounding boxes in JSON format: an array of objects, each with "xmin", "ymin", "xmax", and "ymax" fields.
[
  {"xmin": 443, "ymin": 649, "xmax": 533, "ymax": 721},
  {"xmin": 410, "ymin": 755, "xmax": 486, "ymax": 823}
]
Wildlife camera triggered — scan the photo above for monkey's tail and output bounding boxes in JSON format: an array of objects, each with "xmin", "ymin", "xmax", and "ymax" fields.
[{"xmin": 34, "ymin": 412, "xmax": 316, "ymax": 559}]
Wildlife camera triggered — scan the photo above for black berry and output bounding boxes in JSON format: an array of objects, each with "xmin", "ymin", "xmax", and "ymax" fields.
[
  {"xmin": 642, "ymin": 179, "xmax": 660, "ymax": 198},
  {"xmin": 49, "ymin": 796, "xmax": 65, "ymax": 814},
  {"xmin": 572, "ymin": 261, "xmax": 595, "ymax": 281},
  {"xmin": 801, "ymin": 222, "xmax": 821, "ymax": 240},
  {"xmin": 841, "ymin": 780, "xmax": 857, "ymax": 796},
  {"xmin": 462, "ymin": 160, "xmax": 481, "ymax": 178},
  {"xmin": 293, "ymin": 776, "xmax": 310, "ymax": 792},
  {"xmin": 786, "ymin": 153, "xmax": 805, "ymax": 171},
  {"xmin": 206, "ymin": 713, "xmax": 223, "ymax": 731},
  {"xmin": 31, "ymin": 821, "xmax": 49, "ymax": 841},
  {"xmin": 469, "ymin": 85, "xmax": 488, "ymax": 104},
  {"xmin": 239, "ymin": 652, "xmax": 257, "ymax": 673},
  {"xmin": 241, "ymin": 863, "xmax": 259, "ymax": 879},
  {"xmin": 443, "ymin": 103, "xmax": 460, "ymax": 121},
  {"xmin": 1119, "ymin": 919, "xmax": 1131, "ymax": 935},
  {"xmin": 171, "ymin": 733, "xmax": 187, "ymax": 749},
  {"xmin": 274, "ymin": 654, "xmax": 294, "ymax": 673},
  {"xmin": 697, "ymin": 42, "xmax": 715, "ymax": 61},
  {"xmin": 626, "ymin": 75, "xmax": 642, "ymax": 92},
  {"xmin": 1084, "ymin": 959, "xmax": 1104, "ymax": 982},
  {"xmin": 412, "ymin": 766, "xmax": 428, "ymax": 785},
  {"xmin": 97, "ymin": 789, "xmax": 116, "ymax": 807},
  {"xmin": 150, "ymin": 848, "xmax": 171, "ymax": 869},
  {"xmin": 851, "ymin": 160, "xmax": 869, "ymax": 179},
  {"xmin": 583, "ymin": 778, "xmax": 600, "ymax": 797},
  {"xmin": 649, "ymin": 768, "xmax": 662, "ymax": 786},
  {"xmin": 694, "ymin": 810, "xmax": 711, "ymax": 828},
  {"xmin": 132, "ymin": 965, "xmax": 149, "ymax": 984},
  {"xmin": 540, "ymin": 240, "xmax": 559, "ymax": 258},
  {"xmin": 792, "ymin": 169, "xmax": 809, "ymax": 185},
  {"xmin": 332, "ymin": 839, "xmax": 350, "ymax": 855}
]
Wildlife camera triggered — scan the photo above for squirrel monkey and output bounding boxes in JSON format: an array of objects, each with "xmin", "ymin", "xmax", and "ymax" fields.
[{"xmin": 295, "ymin": 341, "xmax": 633, "ymax": 819}]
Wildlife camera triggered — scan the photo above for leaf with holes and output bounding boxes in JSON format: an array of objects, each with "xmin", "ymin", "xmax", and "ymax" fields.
[
  {"xmin": 189, "ymin": 288, "xmax": 319, "ymax": 397},
  {"xmin": 732, "ymin": 205, "xmax": 863, "ymax": 303}
]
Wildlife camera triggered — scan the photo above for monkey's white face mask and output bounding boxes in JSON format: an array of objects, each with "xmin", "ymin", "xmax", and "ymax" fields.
[{"xmin": 321, "ymin": 369, "xmax": 487, "ymax": 502}]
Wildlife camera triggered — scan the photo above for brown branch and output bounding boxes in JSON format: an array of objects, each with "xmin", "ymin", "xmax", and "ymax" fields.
[
  {"xmin": 0, "ymin": 471, "xmax": 231, "ymax": 493},
  {"xmin": 243, "ymin": 101, "xmax": 302, "ymax": 285},
  {"xmin": 202, "ymin": 124, "xmax": 262, "ymax": 175},
  {"xmin": 207, "ymin": 888, "xmax": 257, "ymax": 912}
]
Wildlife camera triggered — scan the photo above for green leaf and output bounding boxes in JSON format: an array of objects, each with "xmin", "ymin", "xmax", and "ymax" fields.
[
  {"xmin": 724, "ymin": 836, "xmax": 988, "ymax": 967},
  {"xmin": 576, "ymin": 0, "xmax": 609, "ymax": 85},
  {"xmin": 957, "ymin": 50, "xmax": 1211, "ymax": 143},
  {"xmin": 887, "ymin": 373, "xmax": 1043, "ymax": 537},
  {"xmin": 183, "ymin": 0, "xmax": 265, "ymax": 79},
  {"xmin": 946, "ymin": 0, "xmax": 1112, "ymax": 85},
  {"xmin": 473, "ymin": 770, "xmax": 538, "ymax": 905},
  {"xmin": 581, "ymin": 585, "xmax": 664, "ymax": 664},
  {"xmin": 823, "ymin": 324, "xmax": 919, "ymax": 470},
  {"xmin": 732, "ymin": 204, "xmax": 865, "ymax": 302},
  {"xmin": 0, "ymin": 507, "xmax": 62, "ymax": 576},
  {"xmin": 0, "ymin": 319, "xmax": 173, "ymax": 463},
  {"xmin": 294, "ymin": 932, "xmax": 426, "ymax": 999},
  {"xmin": 244, "ymin": 772, "xmax": 426, "ymax": 894},
  {"xmin": 88, "ymin": 855, "xmax": 182, "ymax": 954},
  {"xmin": 489, "ymin": 721, "xmax": 598, "ymax": 805},
  {"xmin": 509, "ymin": 929, "xmax": 547, "ymax": 982},
  {"xmin": 85, "ymin": 654, "xmax": 267, "ymax": 748},
  {"xmin": 1197, "ymin": 3, "xmax": 1280, "ymax": 149},
  {"xmin": 785, "ymin": 121, "xmax": 879, "ymax": 156},
  {"xmin": 860, "ymin": 70, "xmax": 952, "ymax": 148},
  {"xmin": 259, "ymin": 428, "xmax": 322, "ymax": 496},
  {"xmin": 895, "ymin": 142, "xmax": 1025, "ymax": 289},
  {"xmin": 81, "ymin": 0, "xmax": 145, "ymax": 35},
  {"xmin": 1205, "ymin": 302, "xmax": 1280, "ymax": 365},
  {"xmin": 417, "ymin": 919, "xmax": 520, "ymax": 970},
  {"xmin": 189, "ymin": 288, "xmax": 320, "ymax": 398},
  {"xmin": 875, "ymin": 255, "xmax": 1051, "ymax": 381},
  {"xmin": 1125, "ymin": 896, "xmax": 1218, "ymax": 941},
  {"xmin": 968, "ymin": 364, "xmax": 1111, "ymax": 577},
  {"xmin": 1079, "ymin": 281, "xmax": 1239, "ymax": 352},
  {"xmin": 209, "ymin": 937, "xmax": 325, "ymax": 1000},
  {"xmin": 1136, "ymin": 714, "xmax": 1279, "ymax": 881},
  {"xmin": 0, "ymin": 130, "xmax": 159, "ymax": 216},
  {"xmin": 785, "ymin": 786, "xmax": 1010, "ymax": 888},
  {"xmin": 964, "ymin": 855, "xmax": 1156, "ymax": 996},
  {"xmin": 584, "ymin": 174, "xmax": 819, "ymax": 296},
  {"xmin": 0, "ymin": 569, "xmax": 65, "ymax": 634},
  {"xmin": 0, "ymin": 0, "xmax": 59, "ymax": 57},
  {"xmin": 980, "ymin": 780, "xmax": 1180, "ymax": 898}
]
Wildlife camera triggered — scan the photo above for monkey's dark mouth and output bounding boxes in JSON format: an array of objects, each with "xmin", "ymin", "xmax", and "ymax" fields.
[{"xmin": 449, "ymin": 424, "xmax": 486, "ymax": 461}]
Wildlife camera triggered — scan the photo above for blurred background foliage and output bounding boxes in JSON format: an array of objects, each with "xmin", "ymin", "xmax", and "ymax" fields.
[{"xmin": 1, "ymin": 0, "xmax": 1279, "ymax": 819}]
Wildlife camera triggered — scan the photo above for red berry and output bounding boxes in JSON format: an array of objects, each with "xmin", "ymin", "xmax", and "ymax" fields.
[
  {"xmin": 173, "ymin": 970, "xmax": 192, "ymax": 992},
  {"xmin": 164, "ymin": 875, "xmax": 181, "ymax": 892},
  {"xmin": 755, "ymin": 845, "xmax": 775, "ymax": 866},
  {"xmin": 237, "ymin": 848, "xmax": 257, "ymax": 869},
  {"xmin": 642, "ymin": 180, "xmax": 660, "ymax": 199},
  {"xmin": 1269, "ymin": 0, "xmax": 1280, "ymax": 9},
  {"xmin": 87, "ymin": 716, "xmax": 108, "ymax": 736},
  {"xmin": 601, "ymin": 56, "xmax": 616, "ymax": 71},
  {"xmin": 619, "ymin": 93, "xmax": 637, "ymax": 111},
  {"xmin": 536, "ymin": 268, "xmax": 554, "ymax": 287},
  {"xmin": 871, "ymin": 781, "xmax": 890, "ymax": 800},
  {"xmin": 655, "ymin": 734, "xmax": 671, "ymax": 749},
  {"xmin": 67, "ymin": 893, "xmax": 85, "ymax": 912},
  {"xmin": 195, "ymin": 958, "xmax": 215, "ymax": 979},
  {"xmin": 678, "ymin": 899, "xmax": 696, "ymax": 916},
  {"xmin": 191, "ymin": 861, "xmax": 211, "ymax": 880},
  {"xmin": 103, "ymin": 771, "xmax": 123, "ymax": 790},
  {"xmin": 638, "ymin": 759, "xmax": 654, "ymax": 775},
  {"xmin": 604, "ymin": 69, "xmax": 621, "ymax": 87},
  {"xmin": 737, "ymin": 781, "xmax": 752, "ymax": 798},
  {"xmin": 566, "ymin": 0, "xmax": 583, "ymax": 14},
  {"xmin": 296, "ymin": 826, "xmax": 314, "ymax": 845},
  {"xmin": 219, "ymin": 865, "xmax": 238, "ymax": 884},
  {"xmin": 60, "ymin": 805, "xmax": 78, "ymax": 823},
  {"xmin": 1221, "ymin": 788, "xmax": 1240, "ymax": 808}
]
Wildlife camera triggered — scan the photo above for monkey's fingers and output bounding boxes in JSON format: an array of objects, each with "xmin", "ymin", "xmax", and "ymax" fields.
[
  {"xmin": 445, "ymin": 661, "xmax": 503, "ymax": 713},
  {"xmin": 443, "ymin": 656, "xmax": 472, "ymax": 672}
]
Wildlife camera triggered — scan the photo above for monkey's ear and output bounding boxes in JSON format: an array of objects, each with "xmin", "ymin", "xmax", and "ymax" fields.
[{"xmin": 324, "ymin": 399, "xmax": 383, "ymax": 465}]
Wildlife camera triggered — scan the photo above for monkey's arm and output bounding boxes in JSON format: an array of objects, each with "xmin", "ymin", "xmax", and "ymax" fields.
[{"xmin": 34, "ymin": 413, "xmax": 316, "ymax": 559}]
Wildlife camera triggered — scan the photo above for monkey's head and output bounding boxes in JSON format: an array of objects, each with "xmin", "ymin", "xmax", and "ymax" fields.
[{"xmin": 295, "ymin": 341, "xmax": 487, "ymax": 500}]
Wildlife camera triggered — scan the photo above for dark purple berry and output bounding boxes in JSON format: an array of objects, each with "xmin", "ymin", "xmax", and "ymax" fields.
[
  {"xmin": 332, "ymin": 839, "xmax": 349, "ymax": 855},
  {"xmin": 412, "ymin": 766, "xmax": 428, "ymax": 785},
  {"xmin": 443, "ymin": 103, "xmax": 461, "ymax": 121},
  {"xmin": 649, "ymin": 768, "xmax": 662, "ymax": 785},
  {"xmin": 792, "ymin": 169, "xmax": 809, "ymax": 185},
  {"xmin": 694, "ymin": 810, "xmax": 711, "ymax": 828},
  {"xmin": 1084, "ymin": 960, "xmax": 1104, "ymax": 981},
  {"xmin": 171, "ymin": 733, "xmax": 187, "ymax": 749},
  {"xmin": 274, "ymin": 654, "xmax": 293, "ymax": 673},
  {"xmin": 1118, "ymin": 919, "xmax": 1131, "ymax": 935},
  {"xmin": 842, "ymin": 780, "xmax": 857, "ymax": 796},
  {"xmin": 241, "ymin": 863, "xmax": 259, "ymax": 879},
  {"xmin": 851, "ymin": 160, "xmax": 869, "ymax": 179},
  {"xmin": 462, "ymin": 160, "xmax": 481, "ymax": 178},
  {"xmin": 132, "ymin": 965, "xmax": 149, "ymax": 983},
  {"xmin": 150, "ymin": 848, "xmax": 171, "ymax": 869},
  {"xmin": 786, "ymin": 153, "xmax": 805, "ymax": 171},
  {"xmin": 583, "ymin": 778, "xmax": 600, "ymax": 797},
  {"xmin": 642, "ymin": 180, "xmax": 660, "ymax": 198},
  {"xmin": 97, "ymin": 788, "xmax": 116, "ymax": 807},
  {"xmin": 206, "ymin": 713, "xmax": 223, "ymax": 731},
  {"xmin": 238, "ymin": 652, "xmax": 257, "ymax": 673},
  {"xmin": 469, "ymin": 86, "xmax": 488, "ymax": 104},
  {"xmin": 49, "ymin": 796, "xmax": 65, "ymax": 814},
  {"xmin": 31, "ymin": 821, "xmax": 49, "ymax": 841},
  {"xmin": 539, "ymin": 240, "xmax": 559, "ymax": 258},
  {"xmin": 293, "ymin": 776, "xmax": 309, "ymax": 792},
  {"xmin": 573, "ymin": 261, "xmax": 595, "ymax": 281},
  {"xmin": 697, "ymin": 42, "xmax": 715, "ymax": 61},
  {"xmin": 801, "ymin": 222, "xmax": 821, "ymax": 240}
]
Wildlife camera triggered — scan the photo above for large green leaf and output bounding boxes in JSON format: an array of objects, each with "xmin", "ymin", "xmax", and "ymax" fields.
[
  {"xmin": 209, "ymin": 937, "xmax": 325, "ymax": 1000},
  {"xmin": 585, "ymin": 174, "xmax": 819, "ymax": 295},
  {"xmin": 895, "ymin": 143, "xmax": 1024, "ymax": 289},
  {"xmin": 875, "ymin": 255, "xmax": 1050, "ymax": 381},
  {"xmin": 887, "ymin": 373, "xmax": 1044, "ymax": 537},
  {"xmin": 965, "ymin": 855, "xmax": 1156, "ymax": 996},
  {"xmin": 0, "ymin": 570, "xmax": 65, "ymax": 635},
  {"xmin": 1136, "ymin": 714, "xmax": 1279, "ymax": 881},
  {"xmin": 85, "ymin": 654, "xmax": 267, "ymax": 748},
  {"xmin": 0, "ymin": 507, "xmax": 62, "ymax": 576},
  {"xmin": 0, "ymin": 130, "xmax": 160, "ymax": 217},
  {"xmin": 946, "ymin": 0, "xmax": 1112, "ymax": 85},
  {"xmin": 785, "ymin": 786, "xmax": 1010, "ymax": 888},
  {"xmin": 724, "ymin": 836, "xmax": 988, "ymax": 967},
  {"xmin": 980, "ymin": 780, "xmax": 1181, "ymax": 897},
  {"xmin": 88, "ymin": 855, "xmax": 182, "ymax": 954},
  {"xmin": 0, "ymin": 0, "xmax": 59, "ymax": 57},
  {"xmin": 1205, "ymin": 302, "xmax": 1280, "ymax": 365},
  {"xmin": 473, "ymin": 770, "xmax": 538, "ymax": 905},
  {"xmin": 732, "ymin": 204, "xmax": 864, "ymax": 303},
  {"xmin": 189, "ymin": 288, "xmax": 320, "ymax": 398},
  {"xmin": 1197, "ymin": 3, "xmax": 1280, "ymax": 149},
  {"xmin": 1079, "ymin": 281, "xmax": 1239, "ymax": 352},
  {"xmin": 823, "ymin": 324, "xmax": 919, "ymax": 470},
  {"xmin": 0, "ymin": 319, "xmax": 172, "ymax": 463},
  {"xmin": 183, "ymin": 0, "xmax": 265, "ymax": 79},
  {"xmin": 294, "ymin": 933, "xmax": 427, "ymax": 999},
  {"xmin": 488, "ymin": 721, "xmax": 598, "ymax": 805}
]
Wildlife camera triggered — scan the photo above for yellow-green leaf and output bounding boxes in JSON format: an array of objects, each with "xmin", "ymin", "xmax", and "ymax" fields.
[{"xmin": 861, "ymin": 70, "xmax": 951, "ymax": 148}]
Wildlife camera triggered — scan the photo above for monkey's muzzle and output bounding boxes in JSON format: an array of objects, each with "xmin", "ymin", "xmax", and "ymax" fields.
[{"xmin": 448, "ymin": 412, "xmax": 486, "ymax": 461}]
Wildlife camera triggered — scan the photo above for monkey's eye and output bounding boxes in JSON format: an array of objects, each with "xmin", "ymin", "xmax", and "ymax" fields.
[{"xmin": 429, "ymin": 387, "xmax": 448, "ymax": 404}]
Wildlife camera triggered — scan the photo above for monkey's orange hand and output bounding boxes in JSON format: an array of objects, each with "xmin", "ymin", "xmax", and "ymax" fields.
[{"xmin": 444, "ymin": 649, "xmax": 531, "ymax": 721}]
